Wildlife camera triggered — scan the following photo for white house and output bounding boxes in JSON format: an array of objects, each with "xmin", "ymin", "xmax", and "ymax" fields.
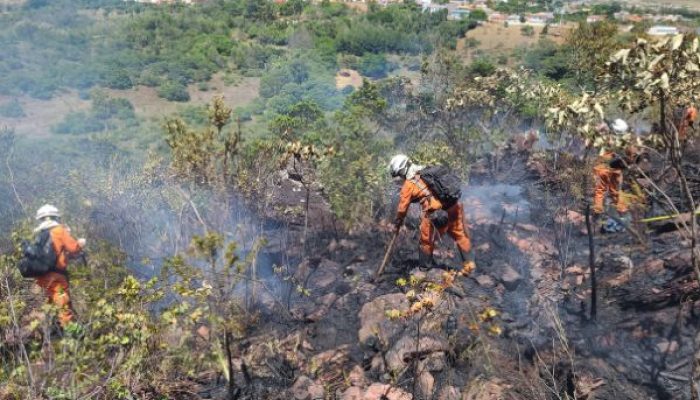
[{"xmin": 647, "ymin": 26, "xmax": 680, "ymax": 36}]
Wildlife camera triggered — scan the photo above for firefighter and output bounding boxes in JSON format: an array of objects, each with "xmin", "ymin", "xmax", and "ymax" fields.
[
  {"xmin": 33, "ymin": 205, "xmax": 85, "ymax": 328},
  {"xmin": 677, "ymin": 104, "xmax": 698, "ymax": 142},
  {"xmin": 592, "ymin": 119, "xmax": 630, "ymax": 232},
  {"xmin": 389, "ymin": 155, "xmax": 475, "ymax": 275}
]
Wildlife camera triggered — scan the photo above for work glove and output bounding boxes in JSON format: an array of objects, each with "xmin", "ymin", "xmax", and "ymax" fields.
[
  {"xmin": 460, "ymin": 260, "xmax": 476, "ymax": 277},
  {"xmin": 393, "ymin": 217, "xmax": 404, "ymax": 232},
  {"xmin": 77, "ymin": 238, "xmax": 86, "ymax": 248}
]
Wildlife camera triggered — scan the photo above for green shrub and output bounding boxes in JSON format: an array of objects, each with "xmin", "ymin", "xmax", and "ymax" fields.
[
  {"xmin": 103, "ymin": 67, "xmax": 133, "ymax": 90},
  {"xmin": 52, "ymin": 93, "xmax": 137, "ymax": 134},
  {"xmin": 469, "ymin": 58, "xmax": 495, "ymax": 77},
  {"xmin": 521, "ymin": 25, "xmax": 535, "ymax": 37},
  {"xmin": 158, "ymin": 81, "xmax": 190, "ymax": 102},
  {"xmin": 357, "ymin": 53, "xmax": 395, "ymax": 79},
  {"xmin": 52, "ymin": 111, "xmax": 105, "ymax": 134}
]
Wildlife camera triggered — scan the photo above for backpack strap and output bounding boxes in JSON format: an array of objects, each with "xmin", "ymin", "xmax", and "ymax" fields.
[{"xmin": 411, "ymin": 176, "xmax": 433, "ymax": 206}]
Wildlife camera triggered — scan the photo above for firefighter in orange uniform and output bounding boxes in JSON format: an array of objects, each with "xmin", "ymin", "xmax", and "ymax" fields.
[
  {"xmin": 592, "ymin": 120, "xmax": 631, "ymax": 232},
  {"xmin": 677, "ymin": 104, "xmax": 697, "ymax": 142},
  {"xmin": 33, "ymin": 205, "xmax": 85, "ymax": 328},
  {"xmin": 389, "ymin": 155, "xmax": 475, "ymax": 275}
]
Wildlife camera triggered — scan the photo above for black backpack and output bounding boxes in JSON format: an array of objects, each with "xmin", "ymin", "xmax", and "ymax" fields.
[
  {"xmin": 18, "ymin": 229, "xmax": 58, "ymax": 278},
  {"xmin": 419, "ymin": 165, "xmax": 462, "ymax": 210}
]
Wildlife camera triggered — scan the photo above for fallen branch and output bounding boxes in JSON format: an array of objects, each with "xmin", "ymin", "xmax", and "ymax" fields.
[{"xmin": 660, "ymin": 371, "xmax": 690, "ymax": 382}]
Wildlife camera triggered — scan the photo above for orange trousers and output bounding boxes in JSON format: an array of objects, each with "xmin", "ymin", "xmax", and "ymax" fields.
[
  {"xmin": 420, "ymin": 203, "xmax": 472, "ymax": 256},
  {"xmin": 593, "ymin": 165, "xmax": 627, "ymax": 214},
  {"xmin": 35, "ymin": 272, "xmax": 73, "ymax": 327}
]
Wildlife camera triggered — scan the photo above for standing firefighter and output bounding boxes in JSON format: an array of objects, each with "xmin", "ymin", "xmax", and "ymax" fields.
[
  {"xmin": 389, "ymin": 155, "xmax": 475, "ymax": 275},
  {"xmin": 30, "ymin": 205, "xmax": 86, "ymax": 328},
  {"xmin": 592, "ymin": 119, "xmax": 631, "ymax": 232}
]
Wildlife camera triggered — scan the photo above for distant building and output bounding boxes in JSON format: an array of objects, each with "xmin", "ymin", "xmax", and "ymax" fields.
[
  {"xmin": 613, "ymin": 11, "xmax": 628, "ymax": 20},
  {"xmin": 506, "ymin": 14, "xmax": 522, "ymax": 24},
  {"xmin": 526, "ymin": 12, "xmax": 554, "ymax": 25},
  {"xmin": 648, "ymin": 26, "xmax": 680, "ymax": 36},
  {"xmin": 489, "ymin": 12, "xmax": 506, "ymax": 22},
  {"xmin": 614, "ymin": 11, "xmax": 644, "ymax": 23},
  {"xmin": 424, "ymin": 3, "xmax": 448, "ymax": 13},
  {"xmin": 656, "ymin": 15, "xmax": 682, "ymax": 23},
  {"xmin": 448, "ymin": 8, "xmax": 471, "ymax": 21},
  {"xmin": 586, "ymin": 15, "xmax": 605, "ymax": 24}
]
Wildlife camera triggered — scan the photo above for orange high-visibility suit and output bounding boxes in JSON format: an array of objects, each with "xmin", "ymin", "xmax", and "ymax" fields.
[
  {"xmin": 678, "ymin": 105, "xmax": 698, "ymax": 141},
  {"xmin": 593, "ymin": 151, "xmax": 627, "ymax": 215},
  {"xmin": 35, "ymin": 225, "xmax": 82, "ymax": 327},
  {"xmin": 396, "ymin": 176, "xmax": 472, "ymax": 258}
]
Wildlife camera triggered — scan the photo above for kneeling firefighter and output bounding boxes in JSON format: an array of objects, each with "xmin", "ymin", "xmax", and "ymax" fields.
[{"xmin": 389, "ymin": 154, "xmax": 475, "ymax": 275}]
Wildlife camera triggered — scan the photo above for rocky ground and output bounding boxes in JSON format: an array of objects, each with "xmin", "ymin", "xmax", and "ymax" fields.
[{"xmin": 191, "ymin": 143, "xmax": 700, "ymax": 400}]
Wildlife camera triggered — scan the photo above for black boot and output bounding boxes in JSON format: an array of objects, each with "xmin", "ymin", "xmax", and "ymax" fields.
[{"xmin": 418, "ymin": 251, "xmax": 435, "ymax": 270}]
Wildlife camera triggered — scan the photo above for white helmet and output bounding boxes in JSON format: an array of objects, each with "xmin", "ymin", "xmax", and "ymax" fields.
[
  {"xmin": 389, "ymin": 154, "xmax": 410, "ymax": 177},
  {"xmin": 611, "ymin": 119, "xmax": 629, "ymax": 135},
  {"xmin": 36, "ymin": 204, "xmax": 61, "ymax": 220}
]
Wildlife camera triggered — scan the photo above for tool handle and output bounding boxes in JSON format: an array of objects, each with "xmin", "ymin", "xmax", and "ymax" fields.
[{"xmin": 374, "ymin": 228, "xmax": 400, "ymax": 281}]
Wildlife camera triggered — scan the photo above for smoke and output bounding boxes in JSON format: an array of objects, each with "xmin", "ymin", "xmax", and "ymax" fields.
[
  {"xmin": 0, "ymin": 133, "xmax": 275, "ymax": 276},
  {"xmin": 462, "ymin": 183, "xmax": 530, "ymax": 225}
]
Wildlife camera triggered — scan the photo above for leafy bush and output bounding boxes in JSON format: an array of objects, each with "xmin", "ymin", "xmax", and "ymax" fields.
[
  {"xmin": 470, "ymin": 9, "xmax": 487, "ymax": 21},
  {"xmin": 357, "ymin": 53, "xmax": 396, "ymax": 79},
  {"xmin": 523, "ymin": 39, "xmax": 571, "ymax": 81},
  {"xmin": 52, "ymin": 93, "xmax": 137, "ymax": 134},
  {"xmin": 469, "ymin": 58, "xmax": 495, "ymax": 77},
  {"xmin": 259, "ymin": 52, "xmax": 341, "ymax": 113},
  {"xmin": 521, "ymin": 25, "xmax": 535, "ymax": 37},
  {"xmin": 103, "ymin": 67, "xmax": 133, "ymax": 90},
  {"xmin": 158, "ymin": 81, "xmax": 190, "ymax": 102},
  {"xmin": 52, "ymin": 111, "xmax": 106, "ymax": 135},
  {"xmin": 0, "ymin": 229, "xmax": 259, "ymax": 399}
]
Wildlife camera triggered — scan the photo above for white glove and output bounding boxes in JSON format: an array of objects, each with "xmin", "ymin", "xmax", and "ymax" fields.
[{"xmin": 77, "ymin": 238, "xmax": 86, "ymax": 248}]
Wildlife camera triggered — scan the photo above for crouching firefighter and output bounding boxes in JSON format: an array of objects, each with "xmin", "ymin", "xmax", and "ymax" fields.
[
  {"xmin": 20, "ymin": 205, "xmax": 86, "ymax": 328},
  {"xmin": 389, "ymin": 154, "xmax": 475, "ymax": 275}
]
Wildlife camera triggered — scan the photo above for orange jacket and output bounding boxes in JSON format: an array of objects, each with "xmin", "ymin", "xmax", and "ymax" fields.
[
  {"xmin": 686, "ymin": 106, "xmax": 698, "ymax": 123},
  {"xmin": 396, "ymin": 177, "xmax": 443, "ymax": 222},
  {"xmin": 48, "ymin": 225, "xmax": 82, "ymax": 271}
]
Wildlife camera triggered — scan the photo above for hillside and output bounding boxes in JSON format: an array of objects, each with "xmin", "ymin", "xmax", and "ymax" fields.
[{"xmin": 2, "ymin": 1, "xmax": 700, "ymax": 400}]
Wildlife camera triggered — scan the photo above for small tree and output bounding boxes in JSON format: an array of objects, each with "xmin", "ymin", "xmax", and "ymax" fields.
[
  {"xmin": 164, "ymin": 97, "xmax": 242, "ymax": 188},
  {"xmin": 521, "ymin": 25, "xmax": 535, "ymax": 37},
  {"xmin": 566, "ymin": 20, "xmax": 619, "ymax": 87},
  {"xmin": 603, "ymin": 35, "xmax": 700, "ymax": 396}
]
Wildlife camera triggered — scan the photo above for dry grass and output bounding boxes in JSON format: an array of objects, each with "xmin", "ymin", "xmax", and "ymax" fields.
[
  {"xmin": 0, "ymin": 74, "xmax": 261, "ymax": 137},
  {"xmin": 0, "ymin": 90, "xmax": 91, "ymax": 138},
  {"xmin": 344, "ymin": 2, "xmax": 368, "ymax": 13},
  {"xmin": 335, "ymin": 69, "xmax": 363, "ymax": 90},
  {"xmin": 457, "ymin": 22, "xmax": 572, "ymax": 64},
  {"xmin": 105, "ymin": 73, "xmax": 261, "ymax": 118}
]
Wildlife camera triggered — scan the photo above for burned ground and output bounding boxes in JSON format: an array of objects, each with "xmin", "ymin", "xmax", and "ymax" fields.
[{"xmin": 175, "ymin": 143, "xmax": 700, "ymax": 400}]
